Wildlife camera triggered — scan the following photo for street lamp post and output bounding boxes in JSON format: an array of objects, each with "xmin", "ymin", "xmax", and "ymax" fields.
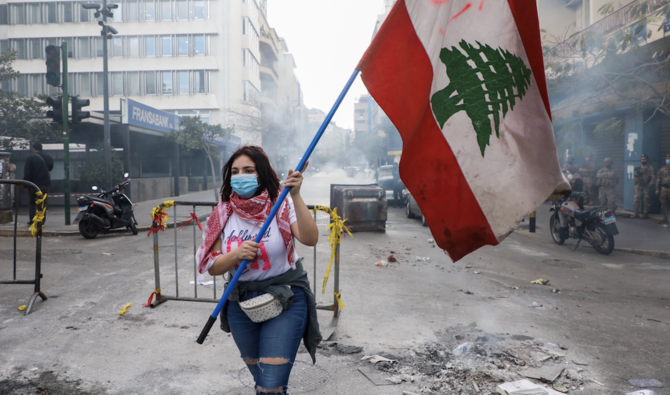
[{"xmin": 82, "ymin": 1, "xmax": 118, "ymax": 189}]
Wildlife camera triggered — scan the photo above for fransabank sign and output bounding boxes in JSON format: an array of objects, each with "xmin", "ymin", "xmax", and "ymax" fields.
[{"xmin": 121, "ymin": 98, "xmax": 182, "ymax": 133}]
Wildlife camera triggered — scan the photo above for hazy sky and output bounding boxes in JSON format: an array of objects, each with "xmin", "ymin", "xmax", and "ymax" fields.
[{"xmin": 267, "ymin": 1, "xmax": 384, "ymax": 130}]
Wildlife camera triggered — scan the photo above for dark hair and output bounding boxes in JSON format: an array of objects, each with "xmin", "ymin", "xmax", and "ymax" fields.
[
  {"xmin": 33, "ymin": 142, "xmax": 43, "ymax": 151},
  {"xmin": 220, "ymin": 145, "xmax": 280, "ymax": 202}
]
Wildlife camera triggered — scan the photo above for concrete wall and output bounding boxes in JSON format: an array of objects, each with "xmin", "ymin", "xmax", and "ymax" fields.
[{"xmin": 131, "ymin": 177, "xmax": 188, "ymax": 203}]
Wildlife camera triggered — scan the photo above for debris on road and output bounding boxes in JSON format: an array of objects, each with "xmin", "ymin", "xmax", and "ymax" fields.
[
  {"xmin": 531, "ymin": 279, "xmax": 550, "ymax": 285},
  {"xmin": 452, "ymin": 342, "xmax": 474, "ymax": 356},
  {"xmin": 416, "ymin": 256, "xmax": 431, "ymax": 262},
  {"xmin": 523, "ymin": 366, "xmax": 564, "ymax": 383},
  {"xmin": 375, "ymin": 260, "xmax": 388, "ymax": 267},
  {"xmin": 387, "ymin": 254, "xmax": 396, "ymax": 262},
  {"xmin": 331, "ymin": 343, "xmax": 363, "ymax": 354},
  {"xmin": 18, "ymin": 305, "xmax": 26, "ymax": 311},
  {"xmin": 553, "ymin": 383, "xmax": 569, "ymax": 393},
  {"xmin": 118, "ymin": 303, "xmax": 131, "ymax": 315},
  {"xmin": 497, "ymin": 379, "xmax": 564, "ymax": 395},
  {"xmin": 428, "ymin": 238, "xmax": 435, "ymax": 243},
  {"xmin": 627, "ymin": 379, "xmax": 665, "ymax": 388},
  {"xmin": 528, "ymin": 302, "xmax": 543, "ymax": 308},
  {"xmin": 626, "ymin": 390, "xmax": 660, "ymax": 395}
]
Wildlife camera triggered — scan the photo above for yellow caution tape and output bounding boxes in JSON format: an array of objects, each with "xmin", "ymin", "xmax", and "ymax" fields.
[
  {"xmin": 29, "ymin": 191, "xmax": 47, "ymax": 239},
  {"xmin": 119, "ymin": 302, "xmax": 132, "ymax": 315},
  {"xmin": 18, "ymin": 305, "xmax": 27, "ymax": 311},
  {"xmin": 149, "ymin": 200, "xmax": 176, "ymax": 232},
  {"xmin": 334, "ymin": 292, "xmax": 345, "ymax": 309},
  {"xmin": 311, "ymin": 206, "xmax": 352, "ymax": 298}
]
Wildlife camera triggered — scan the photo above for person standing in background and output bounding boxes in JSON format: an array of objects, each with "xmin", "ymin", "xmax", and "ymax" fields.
[
  {"xmin": 23, "ymin": 142, "xmax": 53, "ymax": 225},
  {"xmin": 596, "ymin": 157, "xmax": 618, "ymax": 210},
  {"xmin": 632, "ymin": 154, "xmax": 654, "ymax": 219},
  {"xmin": 655, "ymin": 154, "xmax": 670, "ymax": 225},
  {"xmin": 579, "ymin": 156, "xmax": 596, "ymax": 205}
]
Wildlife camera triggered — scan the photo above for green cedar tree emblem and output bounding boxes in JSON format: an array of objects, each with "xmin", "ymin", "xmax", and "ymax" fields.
[{"xmin": 431, "ymin": 40, "xmax": 532, "ymax": 157}]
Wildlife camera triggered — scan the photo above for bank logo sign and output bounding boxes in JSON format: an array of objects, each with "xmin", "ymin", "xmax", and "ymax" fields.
[{"xmin": 121, "ymin": 98, "xmax": 182, "ymax": 133}]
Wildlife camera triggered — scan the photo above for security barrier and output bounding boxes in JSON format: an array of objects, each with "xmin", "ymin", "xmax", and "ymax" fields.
[
  {"xmin": 0, "ymin": 180, "xmax": 47, "ymax": 315},
  {"xmin": 145, "ymin": 201, "xmax": 345, "ymax": 322}
]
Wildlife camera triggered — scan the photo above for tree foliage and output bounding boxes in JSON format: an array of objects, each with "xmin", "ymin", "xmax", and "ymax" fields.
[
  {"xmin": 0, "ymin": 50, "xmax": 58, "ymax": 150},
  {"xmin": 169, "ymin": 116, "xmax": 234, "ymax": 201},
  {"xmin": 80, "ymin": 144, "xmax": 124, "ymax": 189}
]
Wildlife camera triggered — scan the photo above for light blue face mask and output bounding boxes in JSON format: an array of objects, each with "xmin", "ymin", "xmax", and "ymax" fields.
[{"xmin": 231, "ymin": 174, "xmax": 259, "ymax": 198}]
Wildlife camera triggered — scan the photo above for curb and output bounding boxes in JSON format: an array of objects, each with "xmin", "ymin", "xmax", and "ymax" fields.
[
  {"xmin": 514, "ymin": 229, "xmax": 670, "ymax": 260},
  {"xmin": 0, "ymin": 214, "xmax": 210, "ymax": 238}
]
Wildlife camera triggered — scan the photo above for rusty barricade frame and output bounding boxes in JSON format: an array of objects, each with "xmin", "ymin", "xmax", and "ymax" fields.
[
  {"xmin": 148, "ymin": 202, "xmax": 341, "ymax": 321},
  {"xmin": 0, "ymin": 180, "xmax": 47, "ymax": 315}
]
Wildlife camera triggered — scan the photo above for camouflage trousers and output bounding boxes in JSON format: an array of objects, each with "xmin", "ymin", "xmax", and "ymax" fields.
[
  {"xmin": 583, "ymin": 179, "xmax": 596, "ymax": 204},
  {"xmin": 660, "ymin": 187, "xmax": 670, "ymax": 212},
  {"xmin": 633, "ymin": 185, "xmax": 652, "ymax": 214},
  {"xmin": 599, "ymin": 187, "xmax": 616, "ymax": 209}
]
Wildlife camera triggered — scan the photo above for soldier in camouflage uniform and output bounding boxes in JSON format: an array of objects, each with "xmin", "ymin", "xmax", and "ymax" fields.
[
  {"xmin": 632, "ymin": 154, "xmax": 655, "ymax": 219},
  {"xmin": 656, "ymin": 153, "xmax": 670, "ymax": 224},
  {"xmin": 596, "ymin": 157, "xmax": 618, "ymax": 210},
  {"xmin": 579, "ymin": 156, "xmax": 596, "ymax": 205}
]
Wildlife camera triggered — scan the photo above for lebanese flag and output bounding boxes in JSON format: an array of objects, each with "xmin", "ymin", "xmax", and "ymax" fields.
[{"xmin": 358, "ymin": 0, "xmax": 569, "ymax": 261}]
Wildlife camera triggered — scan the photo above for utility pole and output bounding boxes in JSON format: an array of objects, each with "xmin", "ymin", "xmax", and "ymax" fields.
[
  {"xmin": 83, "ymin": 1, "xmax": 118, "ymax": 189},
  {"xmin": 61, "ymin": 42, "xmax": 71, "ymax": 225}
]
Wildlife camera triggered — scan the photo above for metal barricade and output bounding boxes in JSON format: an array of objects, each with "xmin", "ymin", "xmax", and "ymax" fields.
[
  {"xmin": 147, "ymin": 201, "xmax": 218, "ymax": 308},
  {"xmin": 146, "ymin": 201, "xmax": 343, "ymax": 324},
  {"xmin": 0, "ymin": 180, "xmax": 47, "ymax": 315}
]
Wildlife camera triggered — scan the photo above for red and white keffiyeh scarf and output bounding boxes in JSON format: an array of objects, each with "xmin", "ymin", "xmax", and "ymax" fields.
[{"xmin": 196, "ymin": 189, "xmax": 296, "ymax": 274}]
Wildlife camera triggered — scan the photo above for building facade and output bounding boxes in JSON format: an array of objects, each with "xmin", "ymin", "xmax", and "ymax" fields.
[{"xmin": 0, "ymin": 0, "xmax": 303, "ymax": 145}]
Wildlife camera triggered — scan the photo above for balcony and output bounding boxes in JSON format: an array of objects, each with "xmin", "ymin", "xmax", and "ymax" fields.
[{"xmin": 545, "ymin": 0, "xmax": 669, "ymax": 64}]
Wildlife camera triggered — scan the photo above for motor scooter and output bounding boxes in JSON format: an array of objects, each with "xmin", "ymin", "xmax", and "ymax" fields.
[{"xmin": 73, "ymin": 173, "xmax": 138, "ymax": 239}]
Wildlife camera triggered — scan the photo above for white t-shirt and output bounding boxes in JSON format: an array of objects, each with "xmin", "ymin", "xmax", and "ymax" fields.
[{"xmin": 221, "ymin": 196, "xmax": 298, "ymax": 282}]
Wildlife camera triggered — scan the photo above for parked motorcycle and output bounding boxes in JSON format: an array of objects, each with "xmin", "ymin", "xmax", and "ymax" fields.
[
  {"xmin": 73, "ymin": 173, "xmax": 138, "ymax": 239},
  {"xmin": 549, "ymin": 192, "xmax": 619, "ymax": 255}
]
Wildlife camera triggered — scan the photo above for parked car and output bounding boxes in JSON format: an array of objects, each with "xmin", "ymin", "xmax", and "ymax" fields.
[
  {"xmin": 376, "ymin": 165, "xmax": 397, "ymax": 202},
  {"xmin": 406, "ymin": 192, "xmax": 428, "ymax": 226}
]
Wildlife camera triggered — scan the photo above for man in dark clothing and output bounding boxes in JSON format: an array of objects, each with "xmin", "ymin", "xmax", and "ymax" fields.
[
  {"xmin": 24, "ymin": 142, "xmax": 53, "ymax": 225},
  {"xmin": 392, "ymin": 163, "xmax": 404, "ymax": 207}
]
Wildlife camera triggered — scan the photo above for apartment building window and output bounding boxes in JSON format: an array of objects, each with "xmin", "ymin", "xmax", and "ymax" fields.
[
  {"xmin": 160, "ymin": 0, "xmax": 171, "ymax": 20},
  {"xmin": 128, "ymin": 36, "xmax": 139, "ymax": 56},
  {"xmin": 30, "ymin": 39, "xmax": 41, "ymax": 59},
  {"xmin": 145, "ymin": 71, "xmax": 156, "ymax": 94},
  {"xmin": 161, "ymin": 35, "xmax": 171, "ymax": 56},
  {"xmin": 243, "ymin": 49, "xmax": 259, "ymax": 78},
  {"xmin": 143, "ymin": 0, "xmax": 156, "ymax": 20},
  {"xmin": 80, "ymin": 74, "xmax": 91, "ymax": 96},
  {"xmin": 80, "ymin": 37, "xmax": 91, "ymax": 58},
  {"xmin": 30, "ymin": 3, "xmax": 41, "ymax": 24},
  {"xmin": 178, "ymin": 71, "xmax": 188, "ymax": 94},
  {"xmin": 64, "ymin": 2, "xmax": 74, "ymax": 22},
  {"xmin": 47, "ymin": 3, "xmax": 57, "ymax": 23},
  {"xmin": 177, "ymin": 35, "xmax": 187, "ymax": 55},
  {"xmin": 15, "ymin": 39, "xmax": 27, "ymax": 60},
  {"xmin": 128, "ymin": 0, "xmax": 139, "ymax": 21},
  {"xmin": 79, "ymin": 3, "xmax": 90, "ymax": 22},
  {"xmin": 145, "ymin": 36, "xmax": 155, "ymax": 56},
  {"xmin": 193, "ymin": 0, "xmax": 204, "ymax": 19},
  {"xmin": 63, "ymin": 37, "xmax": 74, "ymax": 57},
  {"xmin": 96, "ymin": 73, "xmax": 105, "ymax": 96},
  {"xmin": 96, "ymin": 37, "xmax": 104, "ymax": 57},
  {"xmin": 162, "ymin": 71, "xmax": 172, "ymax": 94},
  {"xmin": 194, "ymin": 70, "xmax": 206, "ymax": 93},
  {"xmin": 17, "ymin": 75, "xmax": 28, "ymax": 96},
  {"xmin": 128, "ymin": 71, "xmax": 140, "ymax": 95},
  {"xmin": 30, "ymin": 75, "xmax": 43, "ymax": 96},
  {"xmin": 243, "ymin": 80, "xmax": 259, "ymax": 107},
  {"xmin": 112, "ymin": 72, "xmax": 123, "ymax": 95},
  {"xmin": 14, "ymin": 4, "xmax": 26, "ymax": 24},
  {"xmin": 177, "ymin": 0, "xmax": 187, "ymax": 19},
  {"xmin": 0, "ymin": 5, "xmax": 8, "ymax": 25},
  {"xmin": 0, "ymin": 40, "xmax": 8, "ymax": 54},
  {"xmin": 113, "ymin": 37, "xmax": 123, "ymax": 57},
  {"xmin": 242, "ymin": 17, "xmax": 259, "ymax": 50},
  {"xmin": 194, "ymin": 35, "xmax": 205, "ymax": 55}
]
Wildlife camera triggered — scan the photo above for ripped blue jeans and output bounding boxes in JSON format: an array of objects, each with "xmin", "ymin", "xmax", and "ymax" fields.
[{"xmin": 228, "ymin": 287, "xmax": 308, "ymax": 394}]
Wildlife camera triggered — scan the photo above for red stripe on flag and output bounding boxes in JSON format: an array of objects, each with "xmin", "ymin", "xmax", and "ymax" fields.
[
  {"xmin": 507, "ymin": 0, "xmax": 552, "ymax": 121},
  {"xmin": 357, "ymin": 0, "xmax": 498, "ymax": 262}
]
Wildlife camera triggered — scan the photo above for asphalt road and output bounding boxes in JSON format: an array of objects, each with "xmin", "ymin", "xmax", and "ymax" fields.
[{"xmin": 0, "ymin": 170, "xmax": 668, "ymax": 394}]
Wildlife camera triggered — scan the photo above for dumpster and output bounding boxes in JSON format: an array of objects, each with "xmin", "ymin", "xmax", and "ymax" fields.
[{"xmin": 330, "ymin": 184, "xmax": 387, "ymax": 232}]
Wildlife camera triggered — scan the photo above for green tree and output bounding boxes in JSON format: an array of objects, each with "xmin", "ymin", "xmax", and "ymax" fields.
[
  {"xmin": 80, "ymin": 144, "xmax": 124, "ymax": 190},
  {"xmin": 169, "ymin": 116, "xmax": 234, "ymax": 201},
  {"xmin": 431, "ymin": 40, "xmax": 532, "ymax": 157},
  {"xmin": 0, "ymin": 50, "xmax": 58, "ymax": 150}
]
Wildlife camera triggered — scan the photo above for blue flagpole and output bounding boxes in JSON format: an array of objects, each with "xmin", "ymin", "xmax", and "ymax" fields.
[{"xmin": 197, "ymin": 69, "xmax": 360, "ymax": 344}]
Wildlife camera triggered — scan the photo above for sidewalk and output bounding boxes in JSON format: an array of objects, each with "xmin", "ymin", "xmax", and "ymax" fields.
[
  {"xmin": 0, "ymin": 189, "xmax": 220, "ymax": 237},
  {"xmin": 519, "ymin": 201, "xmax": 670, "ymax": 259}
]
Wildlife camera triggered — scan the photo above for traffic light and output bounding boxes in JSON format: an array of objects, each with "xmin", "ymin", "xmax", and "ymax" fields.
[
  {"xmin": 45, "ymin": 45, "xmax": 60, "ymax": 87},
  {"xmin": 71, "ymin": 97, "xmax": 90, "ymax": 123},
  {"xmin": 46, "ymin": 96, "xmax": 63, "ymax": 124}
]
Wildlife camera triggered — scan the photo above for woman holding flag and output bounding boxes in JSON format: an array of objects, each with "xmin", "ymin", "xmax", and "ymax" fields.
[{"xmin": 196, "ymin": 145, "xmax": 320, "ymax": 395}]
